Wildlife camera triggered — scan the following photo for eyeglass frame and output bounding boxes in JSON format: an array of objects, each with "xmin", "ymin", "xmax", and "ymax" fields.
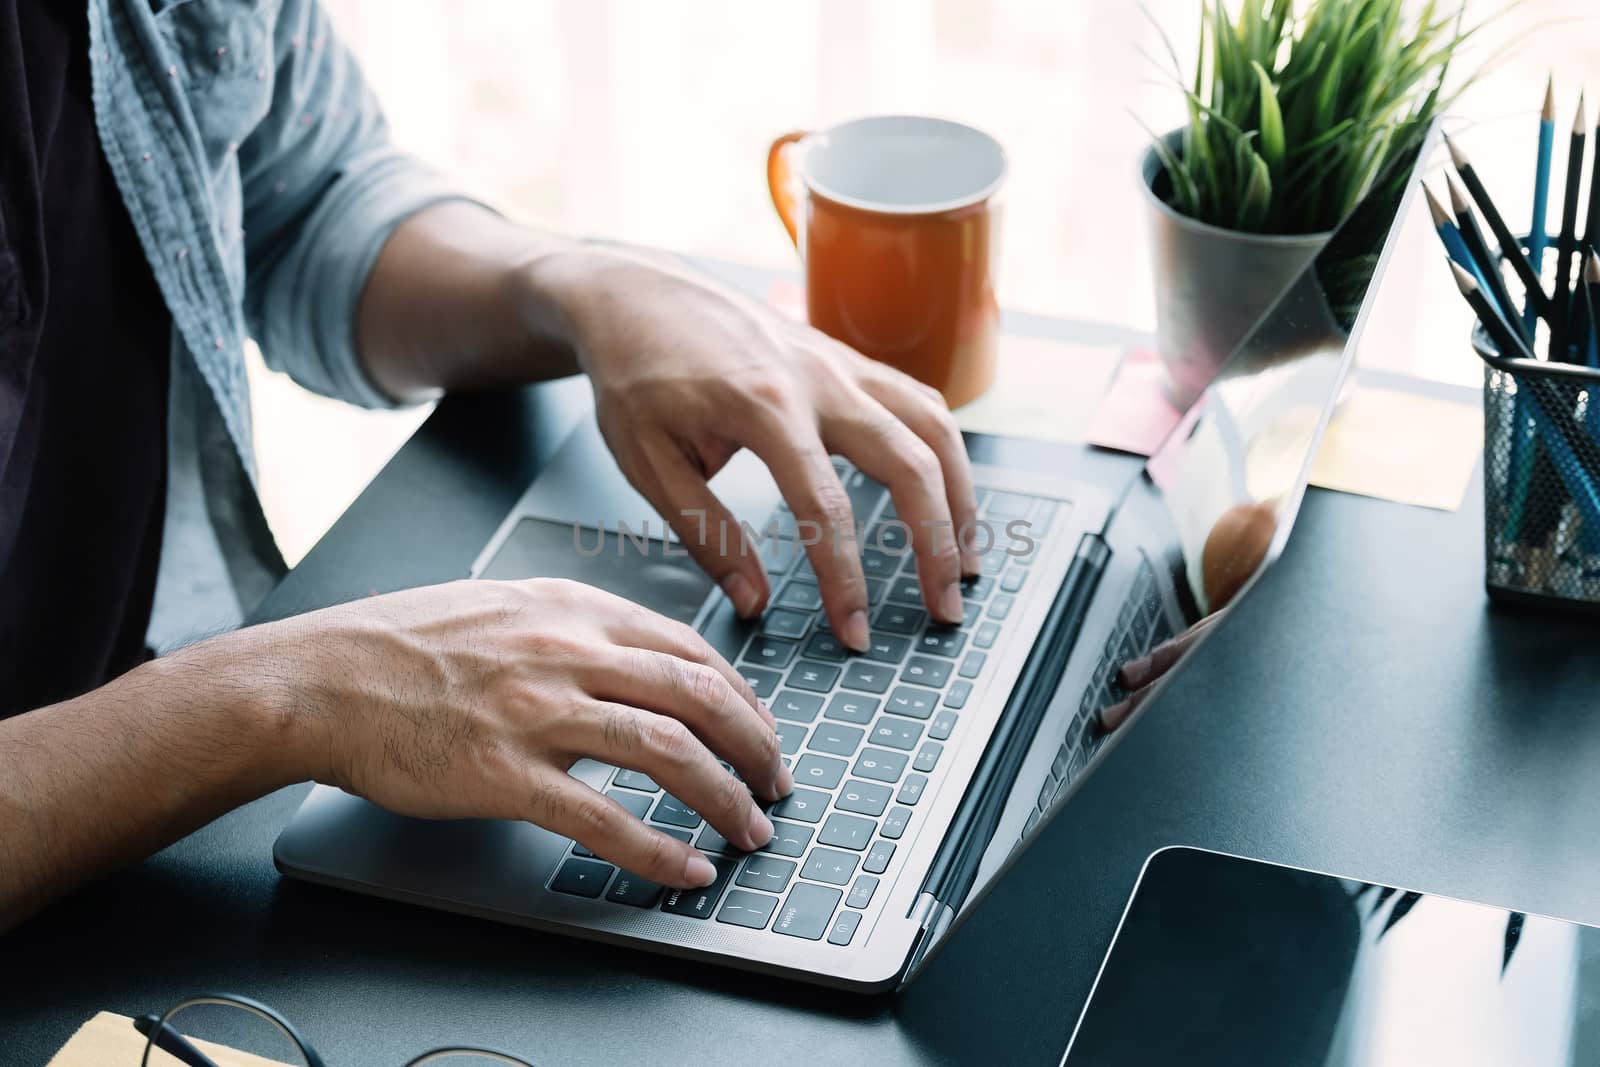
[{"xmin": 134, "ymin": 993, "xmax": 536, "ymax": 1067}]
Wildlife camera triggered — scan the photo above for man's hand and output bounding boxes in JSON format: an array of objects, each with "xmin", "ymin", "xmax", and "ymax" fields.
[
  {"xmin": 294, "ymin": 578, "xmax": 790, "ymax": 889},
  {"xmin": 531, "ymin": 249, "xmax": 981, "ymax": 651}
]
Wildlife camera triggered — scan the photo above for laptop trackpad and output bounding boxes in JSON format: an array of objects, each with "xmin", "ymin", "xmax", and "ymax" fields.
[{"xmin": 478, "ymin": 516, "xmax": 713, "ymax": 628}]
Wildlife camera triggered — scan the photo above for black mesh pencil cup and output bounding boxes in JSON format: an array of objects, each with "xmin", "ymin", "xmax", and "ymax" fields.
[{"xmin": 1477, "ymin": 323, "xmax": 1600, "ymax": 614}]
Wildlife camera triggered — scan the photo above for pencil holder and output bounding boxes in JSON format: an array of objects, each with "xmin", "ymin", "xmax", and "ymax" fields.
[{"xmin": 1477, "ymin": 324, "xmax": 1600, "ymax": 615}]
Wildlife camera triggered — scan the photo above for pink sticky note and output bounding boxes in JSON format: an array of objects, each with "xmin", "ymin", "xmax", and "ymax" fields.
[{"xmin": 1085, "ymin": 347, "xmax": 1185, "ymax": 457}]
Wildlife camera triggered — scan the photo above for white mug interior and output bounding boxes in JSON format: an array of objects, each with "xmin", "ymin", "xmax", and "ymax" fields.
[{"xmin": 799, "ymin": 115, "xmax": 1006, "ymax": 215}]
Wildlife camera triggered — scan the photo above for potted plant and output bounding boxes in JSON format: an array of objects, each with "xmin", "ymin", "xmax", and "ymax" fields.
[{"xmin": 1141, "ymin": 0, "xmax": 1483, "ymax": 407}]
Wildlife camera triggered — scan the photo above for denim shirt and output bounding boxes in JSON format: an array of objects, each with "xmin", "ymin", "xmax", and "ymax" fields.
[{"xmin": 88, "ymin": 0, "xmax": 463, "ymax": 644}]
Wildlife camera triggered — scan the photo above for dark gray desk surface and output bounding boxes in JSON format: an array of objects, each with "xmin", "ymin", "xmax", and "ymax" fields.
[{"xmin": 8, "ymin": 263, "xmax": 1600, "ymax": 1067}]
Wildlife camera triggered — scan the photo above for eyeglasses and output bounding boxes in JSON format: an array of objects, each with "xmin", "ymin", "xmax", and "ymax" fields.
[{"xmin": 135, "ymin": 994, "xmax": 537, "ymax": 1067}]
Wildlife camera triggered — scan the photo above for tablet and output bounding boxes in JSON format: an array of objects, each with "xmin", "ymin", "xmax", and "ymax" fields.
[{"xmin": 1063, "ymin": 847, "xmax": 1600, "ymax": 1066}]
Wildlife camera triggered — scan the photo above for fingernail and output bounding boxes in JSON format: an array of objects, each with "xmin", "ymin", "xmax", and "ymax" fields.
[
  {"xmin": 1099, "ymin": 700, "xmax": 1131, "ymax": 734},
  {"xmin": 747, "ymin": 807, "xmax": 775, "ymax": 849},
  {"xmin": 1118, "ymin": 655, "xmax": 1154, "ymax": 691},
  {"xmin": 940, "ymin": 583, "xmax": 965, "ymax": 623},
  {"xmin": 721, "ymin": 573, "xmax": 759, "ymax": 617},
  {"xmin": 842, "ymin": 610, "xmax": 870, "ymax": 651},
  {"xmin": 773, "ymin": 763, "xmax": 794, "ymax": 797},
  {"xmin": 685, "ymin": 852, "xmax": 717, "ymax": 887}
]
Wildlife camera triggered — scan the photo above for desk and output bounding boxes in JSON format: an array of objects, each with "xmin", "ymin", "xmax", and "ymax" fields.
[{"xmin": 7, "ymin": 264, "xmax": 1600, "ymax": 1067}]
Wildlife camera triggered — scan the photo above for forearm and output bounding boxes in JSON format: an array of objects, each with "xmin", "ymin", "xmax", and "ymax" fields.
[
  {"xmin": 0, "ymin": 625, "xmax": 316, "ymax": 931},
  {"xmin": 355, "ymin": 201, "xmax": 590, "ymax": 402}
]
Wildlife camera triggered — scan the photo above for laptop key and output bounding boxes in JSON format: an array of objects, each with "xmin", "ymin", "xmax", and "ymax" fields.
[
  {"xmin": 761, "ymin": 609, "xmax": 812, "ymax": 639},
  {"xmin": 788, "ymin": 660, "xmax": 841, "ymax": 693},
  {"xmin": 862, "ymin": 633, "xmax": 911, "ymax": 664},
  {"xmin": 979, "ymin": 551, "xmax": 1007, "ymax": 576},
  {"xmin": 853, "ymin": 748, "xmax": 908, "ymax": 784},
  {"xmin": 770, "ymin": 787, "xmax": 829, "ymax": 824},
  {"xmin": 803, "ymin": 847, "xmax": 860, "ymax": 885},
  {"xmin": 841, "ymin": 662, "xmax": 893, "ymax": 695},
  {"xmin": 836, "ymin": 779, "xmax": 893, "ymax": 816},
  {"xmin": 745, "ymin": 635, "xmax": 799, "ymax": 669},
  {"xmin": 897, "ymin": 774, "xmax": 927, "ymax": 805},
  {"xmin": 882, "ymin": 807, "xmax": 912, "ymax": 840},
  {"xmin": 847, "ymin": 875, "xmax": 879, "ymax": 909},
  {"xmin": 888, "ymin": 577, "xmax": 923, "ymax": 605},
  {"xmin": 860, "ymin": 546, "xmax": 900, "ymax": 578},
  {"xmin": 825, "ymin": 692, "xmax": 880, "ymax": 724},
  {"xmin": 758, "ymin": 537, "xmax": 801, "ymax": 576},
  {"xmin": 929, "ymin": 709, "xmax": 959, "ymax": 740},
  {"xmin": 913, "ymin": 742, "xmax": 943, "ymax": 773},
  {"xmin": 962, "ymin": 601, "xmax": 982, "ymax": 627},
  {"xmin": 716, "ymin": 889, "xmax": 779, "ymax": 930},
  {"xmin": 974, "ymin": 621, "xmax": 1001, "ymax": 649},
  {"xmin": 959, "ymin": 652, "xmax": 986, "ymax": 679},
  {"xmin": 886, "ymin": 686, "xmax": 936, "ymax": 720},
  {"xmin": 662, "ymin": 857, "xmax": 737, "ymax": 918},
  {"xmin": 873, "ymin": 604, "xmax": 925, "ymax": 635},
  {"xmin": 550, "ymin": 858, "xmax": 614, "ymax": 898},
  {"xmin": 774, "ymin": 721, "xmax": 807, "ymax": 756},
  {"xmin": 613, "ymin": 769, "xmax": 659, "ymax": 793},
  {"xmin": 917, "ymin": 629, "xmax": 966, "ymax": 658},
  {"xmin": 651, "ymin": 794, "xmax": 703, "ymax": 829},
  {"xmin": 943, "ymin": 682, "xmax": 971, "ymax": 710},
  {"xmin": 961, "ymin": 576, "xmax": 995, "ymax": 601},
  {"xmin": 865, "ymin": 577, "xmax": 888, "ymax": 605},
  {"xmin": 739, "ymin": 666, "xmax": 782, "ymax": 699},
  {"xmin": 818, "ymin": 812, "xmax": 876, "ymax": 851},
  {"xmin": 607, "ymin": 789, "xmax": 654, "ymax": 821},
  {"xmin": 1001, "ymin": 568, "xmax": 1026, "ymax": 593},
  {"xmin": 863, "ymin": 840, "xmax": 895, "ymax": 874},
  {"xmin": 803, "ymin": 632, "xmax": 849, "ymax": 662},
  {"xmin": 987, "ymin": 595, "xmax": 1015, "ymax": 621},
  {"xmin": 902, "ymin": 655, "xmax": 951, "ymax": 688},
  {"xmin": 606, "ymin": 871, "xmax": 665, "ymax": 908},
  {"xmin": 794, "ymin": 754, "xmax": 847, "ymax": 789},
  {"xmin": 827, "ymin": 909, "xmax": 862, "ymax": 946},
  {"xmin": 777, "ymin": 581, "xmax": 823, "ymax": 612},
  {"xmin": 869, "ymin": 522, "xmax": 911, "ymax": 552},
  {"xmin": 762, "ymin": 820, "xmax": 815, "ymax": 857},
  {"xmin": 696, "ymin": 826, "xmax": 733, "ymax": 853},
  {"xmin": 984, "ymin": 491, "xmax": 1033, "ymax": 519},
  {"xmin": 772, "ymin": 690, "xmax": 824, "ymax": 723},
  {"xmin": 774, "ymin": 883, "xmax": 842, "ymax": 941},
  {"xmin": 737, "ymin": 855, "xmax": 797, "ymax": 894},
  {"xmin": 870, "ymin": 716, "xmax": 924, "ymax": 751},
  {"xmin": 809, "ymin": 723, "xmax": 865, "ymax": 758}
]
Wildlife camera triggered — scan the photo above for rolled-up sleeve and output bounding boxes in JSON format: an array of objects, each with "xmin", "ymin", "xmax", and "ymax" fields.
[{"xmin": 239, "ymin": 0, "xmax": 469, "ymax": 408}]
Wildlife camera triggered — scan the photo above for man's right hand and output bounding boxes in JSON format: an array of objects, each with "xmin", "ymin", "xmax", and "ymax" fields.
[{"xmin": 283, "ymin": 578, "xmax": 790, "ymax": 890}]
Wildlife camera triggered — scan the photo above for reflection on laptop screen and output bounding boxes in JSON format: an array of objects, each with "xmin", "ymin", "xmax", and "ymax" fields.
[{"xmin": 1147, "ymin": 122, "xmax": 1438, "ymax": 619}]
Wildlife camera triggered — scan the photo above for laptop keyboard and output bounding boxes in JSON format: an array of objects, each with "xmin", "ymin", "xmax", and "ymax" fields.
[
  {"xmin": 546, "ymin": 459, "xmax": 1061, "ymax": 946},
  {"xmin": 1021, "ymin": 555, "xmax": 1175, "ymax": 839}
]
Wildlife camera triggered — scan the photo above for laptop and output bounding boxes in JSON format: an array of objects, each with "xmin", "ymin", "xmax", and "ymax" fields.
[{"xmin": 274, "ymin": 124, "xmax": 1437, "ymax": 992}]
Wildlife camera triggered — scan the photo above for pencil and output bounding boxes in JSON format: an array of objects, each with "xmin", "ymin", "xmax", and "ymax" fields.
[
  {"xmin": 1587, "ymin": 252, "xmax": 1600, "ymax": 369},
  {"xmin": 1587, "ymin": 108, "xmax": 1600, "ymax": 256},
  {"xmin": 1528, "ymin": 76, "xmax": 1556, "ymax": 331},
  {"xmin": 1552, "ymin": 94, "xmax": 1588, "ymax": 362},
  {"xmin": 1446, "ymin": 133, "xmax": 1556, "ymax": 326},
  {"xmin": 1446, "ymin": 174, "xmax": 1527, "ymax": 342}
]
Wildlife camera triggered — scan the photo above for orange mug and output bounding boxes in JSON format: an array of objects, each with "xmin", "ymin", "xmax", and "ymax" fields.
[{"xmin": 767, "ymin": 116, "xmax": 1006, "ymax": 408}]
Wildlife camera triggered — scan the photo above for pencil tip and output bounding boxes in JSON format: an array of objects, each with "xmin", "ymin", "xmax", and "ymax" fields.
[
  {"xmin": 1543, "ymin": 75, "xmax": 1556, "ymax": 120},
  {"xmin": 1421, "ymin": 183, "xmax": 1450, "ymax": 227},
  {"xmin": 1587, "ymin": 251, "xmax": 1600, "ymax": 284},
  {"xmin": 1448, "ymin": 260, "xmax": 1478, "ymax": 296},
  {"xmin": 1577, "ymin": 92, "xmax": 1588, "ymax": 133},
  {"xmin": 1444, "ymin": 171, "xmax": 1470, "ymax": 214},
  {"xmin": 1444, "ymin": 132, "xmax": 1469, "ymax": 168}
]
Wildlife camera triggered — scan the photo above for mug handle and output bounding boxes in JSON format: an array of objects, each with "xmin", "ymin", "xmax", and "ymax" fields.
[{"xmin": 766, "ymin": 130, "xmax": 808, "ymax": 251}]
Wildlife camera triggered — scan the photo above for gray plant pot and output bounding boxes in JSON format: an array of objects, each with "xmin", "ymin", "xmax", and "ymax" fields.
[{"xmin": 1141, "ymin": 131, "xmax": 1332, "ymax": 409}]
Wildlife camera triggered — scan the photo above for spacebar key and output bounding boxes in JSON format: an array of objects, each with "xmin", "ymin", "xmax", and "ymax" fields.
[{"xmin": 773, "ymin": 882, "xmax": 843, "ymax": 941}]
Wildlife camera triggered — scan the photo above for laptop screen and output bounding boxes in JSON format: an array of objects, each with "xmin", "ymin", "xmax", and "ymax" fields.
[{"xmin": 1146, "ymin": 121, "xmax": 1439, "ymax": 620}]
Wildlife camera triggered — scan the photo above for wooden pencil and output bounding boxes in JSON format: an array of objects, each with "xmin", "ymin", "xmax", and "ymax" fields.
[
  {"xmin": 1446, "ymin": 133, "xmax": 1556, "ymax": 326},
  {"xmin": 1552, "ymin": 94, "xmax": 1588, "ymax": 362}
]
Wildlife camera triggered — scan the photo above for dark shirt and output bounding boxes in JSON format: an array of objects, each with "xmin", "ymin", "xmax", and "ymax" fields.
[{"xmin": 0, "ymin": 2, "xmax": 171, "ymax": 717}]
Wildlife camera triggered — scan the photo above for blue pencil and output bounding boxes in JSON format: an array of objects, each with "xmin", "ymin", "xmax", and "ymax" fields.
[
  {"xmin": 1526, "ymin": 76, "xmax": 1556, "ymax": 332},
  {"xmin": 1424, "ymin": 183, "xmax": 1485, "ymax": 284}
]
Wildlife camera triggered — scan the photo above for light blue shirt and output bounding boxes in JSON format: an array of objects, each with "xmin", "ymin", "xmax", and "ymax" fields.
[{"xmin": 89, "ymin": 0, "xmax": 464, "ymax": 643}]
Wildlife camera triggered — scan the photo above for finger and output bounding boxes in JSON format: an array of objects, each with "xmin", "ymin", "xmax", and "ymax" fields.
[
  {"xmin": 1116, "ymin": 612, "xmax": 1223, "ymax": 690},
  {"xmin": 589, "ymin": 588, "xmax": 776, "ymax": 734},
  {"xmin": 588, "ymin": 646, "xmax": 787, "ymax": 801},
  {"xmin": 822, "ymin": 390, "xmax": 964, "ymax": 625},
  {"xmin": 738, "ymin": 408, "xmax": 872, "ymax": 651},
  {"xmin": 636, "ymin": 437, "xmax": 771, "ymax": 620},
  {"xmin": 570, "ymin": 697, "xmax": 776, "ymax": 852},
  {"xmin": 858, "ymin": 369, "xmax": 981, "ymax": 577},
  {"xmin": 524, "ymin": 766, "xmax": 720, "ymax": 889}
]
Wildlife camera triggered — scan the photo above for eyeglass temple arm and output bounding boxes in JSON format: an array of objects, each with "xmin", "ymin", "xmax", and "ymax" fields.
[{"xmin": 133, "ymin": 1013, "xmax": 227, "ymax": 1067}]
